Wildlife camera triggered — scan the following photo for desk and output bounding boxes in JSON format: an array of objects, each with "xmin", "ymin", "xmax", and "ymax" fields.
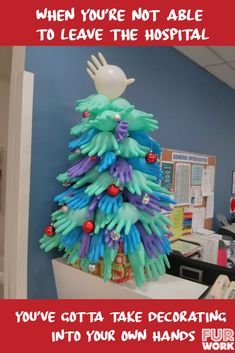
[{"xmin": 52, "ymin": 258, "xmax": 208, "ymax": 299}]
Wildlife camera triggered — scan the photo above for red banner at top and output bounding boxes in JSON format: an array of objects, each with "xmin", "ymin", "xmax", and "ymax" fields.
[{"xmin": 0, "ymin": 0, "xmax": 234, "ymax": 45}]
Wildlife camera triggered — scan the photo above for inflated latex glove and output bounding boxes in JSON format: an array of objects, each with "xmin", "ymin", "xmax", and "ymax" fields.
[
  {"xmin": 128, "ymin": 243, "xmax": 146, "ymax": 287},
  {"xmin": 88, "ymin": 231, "xmax": 105, "ymax": 263},
  {"xmin": 76, "ymin": 94, "xmax": 110, "ymax": 114},
  {"xmin": 79, "ymin": 232, "xmax": 91, "ymax": 258},
  {"xmin": 67, "ymin": 188, "xmax": 93, "ymax": 209},
  {"xmin": 128, "ymin": 157, "xmax": 162, "ymax": 178},
  {"xmin": 56, "ymin": 172, "xmax": 77, "ymax": 185},
  {"xmin": 98, "ymin": 193, "xmax": 123, "ymax": 214},
  {"xmin": 107, "ymin": 202, "xmax": 139, "ymax": 235},
  {"xmin": 97, "ymin": 152, "xmax": 116, "ymax": 172},
  {"xmin": 136, "ymin": 222, "xmax": 163, "ymax": 258},
  {"xmin": 159, "ymin": 233, "xmax": 172, "ymax": 255},
  {"xmin": 68, "ymin": 152, "xmax": 84, "ymax": 162},
  {"xmin": 60, "ymin": 227, "xmax": 83, "ymax": 248},
  {"xmin": 124, "ymin": 109, "xmax": 158, "ymax": 131},
  {"xmin": 67, "ymin": 156, "xmax": 100, "ymax": 177},
  {"xmin": 63, "ymin": 242, "xmax": 81, "ymax": 264},
  {"xmin": 86, "ymin": 194, "xmax": 103, "ymax": 219},
  {"xmin": 39, "ymin": 234, "xmax": 61, "ymax": 252},
  {"xmin": 104, "ymin": 229, "xmax": 121, "ymax": 250},
  {"xmin": 54, "ymin": 207, "xmax": 88, "ymax": 235},
  {"xmin": 129, "ymin": 131, "xmax": 162, "ymax": 156},
  {"xmin": 103, "ymin": 246, "xmax": 118, "ymax": 282},
  {"xmin": 114, "ymin": 120, "xmax": 129, "ymax": 142},
  {"xmin": 125, "ymin": 170, "xmax": 162, "ymax": 195},
  {"xmin": 145, "ymin": 254, "xmax": 168, "ymax": 281},
  {"xmin": 122, "ymin": 225, "xmax": 141, "ymax": 255},
  {"xmin": 117, "ymin": 137, "xmax": 149, "ymax": 158},
  {"xmin": 69, "ymin": 128, "xmax": 98, "ymax": 150},
  {"xmin": 54, "ymin": 186, "xmax": 76, "ymax": 204},
  {"xmin": 94, "ymin": 209, "xmax": 113, "ymax": 233},
  {"xmin": 123, "ymin": 190, "xmax": 161, "ymax": 215},
  {"xmin": 86, "ymin": 110, "xmax": 119, "ymax": 131},
  {"xmin": 110, "ymin": 97, "xmax": 133, "ymax": 111},
  {"xmin": 85, "ymin": 171, "xmax": 117, "ymax": 196},
  {"xmin": 109, "ymin": 157, "xmax": 133, "ymax": 184},
  {"xmin": 70, "ymin": 119, "xmax": 90, "ymax": 136},
  {"xmin": 81, "ymin": 131, "xmax": 119, "ymax": 157},
  {"xmin": 73, "ymin": 168, "xmax": 100, "ymax": 189},
  {"xmin": 153, "ymin": 190, "xmax": 175, "ymax": 201},
  {"xmin": 138, "ymin": 211, "xmax": 173, "ymax": 235}
]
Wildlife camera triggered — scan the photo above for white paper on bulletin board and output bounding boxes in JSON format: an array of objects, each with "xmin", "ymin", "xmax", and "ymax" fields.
[
  {"xmin": 192, "ymin": 207, "xmax": 206, "ymax": 232},
  {"xmin": 205, "ymin": 192, "xmax": 214, "ymax": 219},
  {"xmin": 191, "ymin": 186, "xmax": 203, "ymax": 206},
  {"xmin": 174, "ymin": 163, "xmax": 191, "ymax": 205},
  {"xmin": 201, "ymin": 168, "xmax": 211, "ymax": 196}
]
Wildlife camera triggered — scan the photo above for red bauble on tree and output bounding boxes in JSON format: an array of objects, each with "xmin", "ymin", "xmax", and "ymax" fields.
[
  {"xmin": 89, "ymin": 155, "xmax": 97, "ymax": 161},
  {"xmin": 82, "ymin": 111, "xmax": 90, "ymax": 118},
  {"xmin": 145, "ymin": 151, "xmax": 158, "ymax": 164},
  {"xmin": 44, "ymin": 224, "xmax": 55, "ymax": 237},
  {"xmin": 107, "ymin": 184, "xmax": 120, "ymax": 197},
  {"xmin": 82, "ymin": 220, "xmax": 95, "ymax": 234}
]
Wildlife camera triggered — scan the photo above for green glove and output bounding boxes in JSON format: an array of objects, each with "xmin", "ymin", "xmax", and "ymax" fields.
[
  {"xmin": 110, "ymin": 97, "xmax": 133, "ymax": 111},
  {"xmin": 56, "ymin": 172, "xmax": 77, "ymax": 184},
  {"xmin": 80, "ymin": 257, "xmax": 90, "ymax": 272},
  {"xmin": 81, "ymin": 132, "xmax": 119, "ymax": 157},
  {"xmin": 117, "ymin": 137, "xmax": 149, "ymax": 158},
  {"xmin": 68, "ymin": 152, "xmax": 83, "ymax": 162},
  {"xmin": 63, "ymin": 242, "xmax": 81, "ymax": 264},
  {"xmin": 94, "ymin": 209, "xmax": 113, "ymax": 233},
  {"xmin": 73, "ymin": 168, "xmax": 100, "ymax": 189},
  {"xmin": 107, "ymin": 202, "xmax": 139, "ymax": 235},
  {"xmin": 39, "ymin": 234, "xmax": 61, "ymax": 252},
  {"xmin": 128, "ymin": 243, "xmax": 146, "ymax": 287},
  {"xmin": 54, "ymin": 207, "xmax": 88, "ymax": 235},
  {"xmin": 144, "ymin": 253, "xmax": 167, "ymax": 280},
  {"xmin": 76, "ymin": 94, "xmax": 110, "ymax": 114},
  {"xmin": 103, "ymin": 246, "xmax": 118, "ymax": 282},
  {"xmin": 138, "ymin": 211, "xmax": 173, "ymax": 235},
  {"xmin": 87, "ymin": 110, "xmax": 118, "ymax": 131},
  {"xmin": 70, "ymin": 119, "xmax": 90, "ymax": 136},
  {"xmin": 125, "ymin": 170, "xmax": 159, "ymax": 195},
  {"xmin": 125, "ymin": 109, "xmax": 158, "ymax": 131},
  {"xmin": 85, "ymin": 171, "xmax": 116, "ymax": 196}
]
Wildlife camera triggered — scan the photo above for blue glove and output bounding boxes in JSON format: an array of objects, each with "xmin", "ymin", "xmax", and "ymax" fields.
[
  {"xmin": 54, "ymin": 187, "xmax": 76, "ymax": 204},
  {"xmin": 152, "ymin": 191, "xmax": 176, "ymax": 204},
  {"xmin": 129, "ymin": 131, "xmax": 162, "ymax": 156},
  {"xmin": 67, "ymin": 187, "xmax": 93, "ymax": 209},
  {"xmin": 98, "ymin": 193, "xmax": 123, "ymax": 214},
  {"xmin": 60, "ymin": 227, "xmax": 83, "ymax": 248},
  {"xmin": 128, "ymin": 157, "xmax": 162, "ymax": 179},
  {"xmin": 69, "ymin": 128, "xmax": 98, "ymax": 150},
  {"xmin": 88, "ymin": 231, "xmax": 105, "ymax": 263},
  {"xmin": 122, "ymin": 225, "xmax": 141, "ymax": 255},
  {"xmin": 97, "ymin": 152, "xmax": 116, "ymax": 172},
  {"xmin": 159, "ymin": 232, "xmax": 172, "ymax": 255}
]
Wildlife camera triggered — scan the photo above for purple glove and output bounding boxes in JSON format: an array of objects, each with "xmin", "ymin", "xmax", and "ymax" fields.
[
  {"xmin": 114, "ymin": 120, "xmax": 129, "ymax": 141},
  {"xmin": 67, "ymin": 156, "xmax": 100, "ymax": 177},
  {"xmin": 109, "ymin": 157, "xmax": 133, "ymax": 184},
  {"xmin": 136, "ymin": 222, "xmax": 163, "ymax": 258},
  {"xmin": 104, "ymin": 229, "xmax": 121, "ymax": 250},
  {"xmin": 123, "ymin": 190, "xmax": 161, "ymax": 215},
  {"xmin": 79, "ymin": 232, "xmax": 91, "ymax": 258},
  {"xmin": 86, "ymin": 194, "xmax": 103, "ymax": 219}
]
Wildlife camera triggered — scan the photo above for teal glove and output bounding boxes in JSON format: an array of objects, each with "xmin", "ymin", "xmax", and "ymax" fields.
[
  {"xmin": 85, "ymin": 171, "xmax": 117, "ymax": 196},
  {"xmin": 81, "ymin": 131, "xmax": 119, "ymax": 157},
  {"xmin": 87, "ymin": 110, "xmax": 118, "ymax": 131},
  {"xmin": 110, "ymin": 97, "xmax": 133, "ymax": 111},
  {"xmin": 107, "ymin": 202, "xmax": 139, "ymax": 235},
  {"xmin": 76, "ymin": 94, "xmax": 110, "ymax": 114},
  {"xmin": 125, "ymin": 109, "xmax": 158, "ymax": 131},
  {"xmin": 80, "ymin": 257, "xmax": 90, "ymax": 272},
  {"xmin": 117, "ymin": 137, "xmax": 149, "ymax": 158},
  {"xmin": 39, "ymin": 234, "xmax": 61, "ymax": 252},
  {"xmin": 128, "ymin": 243, "xmax": 146, "ymax": 287},
  {"xmin": 56, "ymin": 172, "xmax": 77, "ymax": 184},
  {"xmin": 138, "ymin": 211, "xmax": 173, "ymax": 235},
  {"xmin": 70, "ymin": 119, "xmax": 90, "ymax": 136},
  {"xmin": 103, "ymin": 246, "xmax": 118, "ymax": 282},
  {"xmin": 145, "ymin": 254, "xmax": 169, "ymax": 280},
  {"xmin": 63, "ymin": 242, "xmax": 81, "ymax": 264},
  {"xmin": 94, "ymin": 209, "xmax": 113, "ymax": 233},
  {"xmin": 54, "ymin": 207, "xmax": 88, "ymax": 235},
  {"xmin": 73, "ymin": 168, "xmax": 100, "ymax": 189},
  {"xmin": 125, "ymin": 170, "xmax": 160, "ymax": 195}
]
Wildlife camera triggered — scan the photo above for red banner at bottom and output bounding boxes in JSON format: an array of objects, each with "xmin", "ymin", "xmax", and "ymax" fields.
[{"xmin": 1, "ymin": 299, "xmax": 235, "ymax": 353}]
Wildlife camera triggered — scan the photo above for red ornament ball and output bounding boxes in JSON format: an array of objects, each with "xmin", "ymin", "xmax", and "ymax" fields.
[
  {"xmin": 107, "ymin": 184, "xmax": 120, "ymax": 197},
  {"xmin": 44, "ymin": 224, "xmax": 55, "ymax": 237},
  {"xmin": 82, "ymin": 220, "xmax": 95, "ymax": 234},
  {"xmin": 89, "ymin": 156, "xmax": 97, "ymax": 161},
  {"xmin": 145, "ymin": 151, "xmax": 158, "ymax": 164},
  {"xmin": 82, "ymin": 111, "xmax": 90, "ymax": 118}
]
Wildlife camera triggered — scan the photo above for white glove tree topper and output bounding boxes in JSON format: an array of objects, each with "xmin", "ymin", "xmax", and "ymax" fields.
[{"xmin": 87, "ymin": 53, "xmax": 135, "ymax": 100}]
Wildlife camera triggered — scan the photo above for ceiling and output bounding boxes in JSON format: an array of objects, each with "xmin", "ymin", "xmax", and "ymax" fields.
[{"xmin": 175, "ymin": 46, "xmax": 235, "ymax": 90}]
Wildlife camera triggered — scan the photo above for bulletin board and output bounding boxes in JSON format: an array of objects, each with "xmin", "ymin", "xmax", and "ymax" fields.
[{"xmin": 161, "ymin": 148, "xmax": 216, "ymax": 234}]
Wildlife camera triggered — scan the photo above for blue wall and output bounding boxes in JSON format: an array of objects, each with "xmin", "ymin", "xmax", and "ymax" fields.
[{"xmin": 25, "ymin": 46, "xmax": 235, "ymax": 298}]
